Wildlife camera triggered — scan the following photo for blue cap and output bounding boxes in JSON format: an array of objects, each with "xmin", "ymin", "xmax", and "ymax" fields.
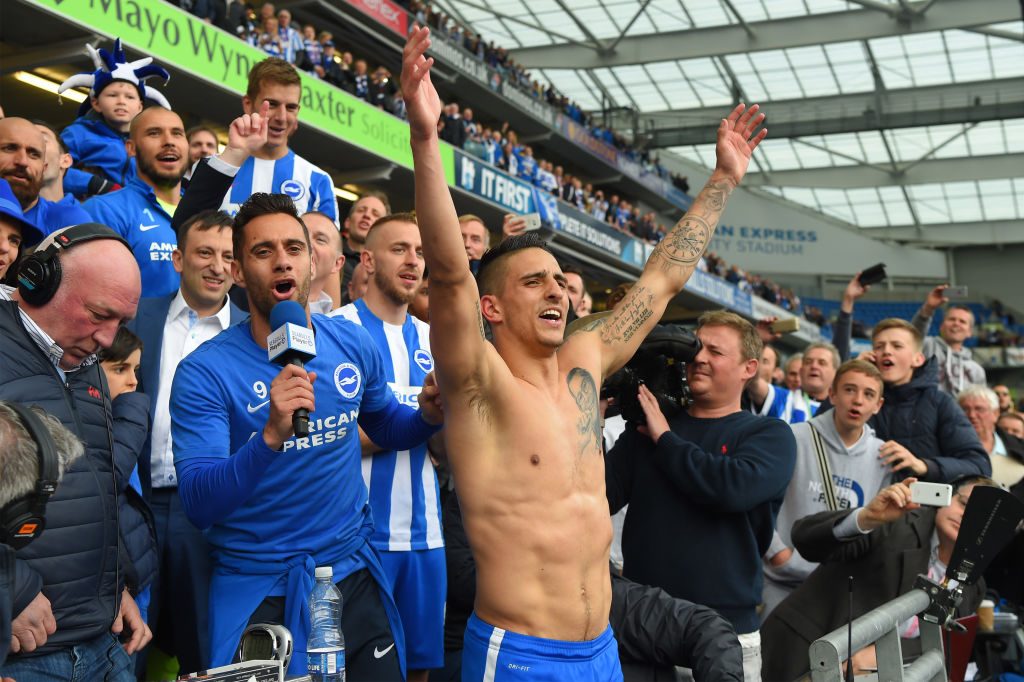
[{"xmin": 0, "ymin": 179, "xmax": 45, "ymax": 247}]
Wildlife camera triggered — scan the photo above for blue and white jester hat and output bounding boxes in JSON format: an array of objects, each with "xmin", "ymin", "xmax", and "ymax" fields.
[{"xmin": 58, "ymin": 38, "xmax": 171, "ymax": 115}]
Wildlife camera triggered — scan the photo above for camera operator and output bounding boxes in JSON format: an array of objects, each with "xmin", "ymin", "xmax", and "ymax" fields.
[
  {"xmin": 0, "ymin": 402, "xmax": 84, "ymax": 668},
  {"xmin": 606, "ymin": 311, "xmax": 796, "ymax": 682}
]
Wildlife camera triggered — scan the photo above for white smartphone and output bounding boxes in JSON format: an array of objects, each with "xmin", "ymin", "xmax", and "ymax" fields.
[
  {"xmin": 946, "ymin": 285, "xmax": 969, "ymax": 298},
  {"xmin": 910, "ymin": 481, "xmax": 952, "ymax": 507},
  {"xmin": 522, "ymin": 213, "xmax": 542, "ymax": 231}
]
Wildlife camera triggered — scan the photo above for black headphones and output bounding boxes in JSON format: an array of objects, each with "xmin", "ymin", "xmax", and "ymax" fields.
[
  {"xmin": 17, "ymin": 223, "xmax": 131, "ymax": 307},
  {"xmin": 0, "ymin": 403, "xmax": 59, "ymax": 550}
]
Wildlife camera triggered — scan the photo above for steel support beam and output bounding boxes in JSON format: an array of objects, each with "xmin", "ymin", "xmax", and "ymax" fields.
[
  {"xmin": 745, "ymin": 153, "xmax": 1024, "ymax": 188},
  {"xmin": 862, "ymin": 220, "xmax": 1024, "ymax": 245},
  {"xmin": 0, "ymin": 35, "xmax": 102, "ymax": 75},
  {"xmin": 642, "ymin": 77, "xmax": 1024, "ymax": 146},
  {"xmin": 509, "ymin": 0, "xmax": 1021, "ymax": 69}
]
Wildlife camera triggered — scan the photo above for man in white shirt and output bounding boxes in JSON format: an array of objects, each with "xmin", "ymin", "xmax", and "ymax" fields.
[{"xmin": 128, "ymin": 209, "xmax": 247, "ymax": 674}]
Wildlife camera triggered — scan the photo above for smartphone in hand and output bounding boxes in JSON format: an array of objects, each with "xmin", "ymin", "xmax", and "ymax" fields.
[{"xmin": 858, "ymin": 263, "xmax": 887, "ymax": 286}]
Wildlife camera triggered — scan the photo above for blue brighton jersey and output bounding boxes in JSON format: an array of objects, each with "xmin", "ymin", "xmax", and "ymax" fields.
[
  {"xmin": 170, "ymin": 314, "xmax": 392, "ymax": 558},
  {"xmin": 82, "ymin": 178, "xmax": 179, "ymax": 297},
  {"xmin": 332, "ymin": 300, "xmax": 443, "ymax": 552},
  {"xmin": 219, "ymin": 151, "xmax": 338, "ymax": 223},
  {"xmin": 756, "ymin": 384, "xmax": 821, "ymax": 425}
]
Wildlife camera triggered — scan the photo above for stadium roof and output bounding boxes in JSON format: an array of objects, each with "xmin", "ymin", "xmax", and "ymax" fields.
[{"xmin": 436, "ymin": 0, "xmax": 1024, "ymax": 246}]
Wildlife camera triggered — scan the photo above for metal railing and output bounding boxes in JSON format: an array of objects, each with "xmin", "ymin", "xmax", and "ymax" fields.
[{"xmin": 809, "ymin": 576, "xmax": 961, "ymax": 682}]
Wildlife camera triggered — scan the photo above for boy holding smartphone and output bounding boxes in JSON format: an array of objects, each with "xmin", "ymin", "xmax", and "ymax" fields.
[{"xmin": 761, "ymin": 360, "xmax": 890, "ymax": 618}]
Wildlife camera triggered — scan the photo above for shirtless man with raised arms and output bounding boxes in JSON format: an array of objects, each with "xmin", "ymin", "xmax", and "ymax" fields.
[{"xmin": 401, "ymin": 26, "xmax": 767, "ymax": 680}]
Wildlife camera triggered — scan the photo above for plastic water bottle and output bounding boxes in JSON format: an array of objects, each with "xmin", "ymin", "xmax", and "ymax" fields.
[{"xmin": 307, "ymin": 566, "xmax": 345, "ymax": 682}]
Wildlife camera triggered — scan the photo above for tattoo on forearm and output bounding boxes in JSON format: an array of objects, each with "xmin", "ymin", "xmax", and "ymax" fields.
[
  {"xmin": 566, "ymin": 367, "xmax": 602, "ymax": 456},
  {"xmin": 600, "ymin": 287, "xmax": 654, "ymax": 345},
  {"xmin": 651, "ymin": 180, "xmax": 734, "ymax": 275}
]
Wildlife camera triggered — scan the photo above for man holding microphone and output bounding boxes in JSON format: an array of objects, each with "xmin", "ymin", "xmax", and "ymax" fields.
[{"xmin": 169, "ymin": 185, "xmax": 442, "ymax": 679}]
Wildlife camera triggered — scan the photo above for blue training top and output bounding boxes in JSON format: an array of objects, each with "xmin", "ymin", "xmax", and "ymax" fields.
[
  {"xmin": 82, "ymin": 178, "xmax": 179, "ymax": 297},
  {"xmin": 24, "ymin": 195, "xmax": 92, "ymax": 236},
  {"xmin": 170, "ymin": 313, "xmax": 436, "ymax": 675}
]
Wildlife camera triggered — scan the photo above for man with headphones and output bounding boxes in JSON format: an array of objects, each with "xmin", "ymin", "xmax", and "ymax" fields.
[
  {"xmin": 0, "ymin": 223, "xmax": 153, "ymax": 681},
  {"xmin": 0, "ymin": 402, "xmax": 85, "ymax": 668}
]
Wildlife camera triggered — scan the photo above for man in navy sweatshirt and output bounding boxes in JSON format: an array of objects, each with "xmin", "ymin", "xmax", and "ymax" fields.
[{"xmin": 606, "ymin": 310, "xmax": 796, "ymax": 682}]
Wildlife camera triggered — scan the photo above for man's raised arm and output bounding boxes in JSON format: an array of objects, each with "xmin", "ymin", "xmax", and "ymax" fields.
[
  {"xmin": 402, "ymin": 27, "xmax": 489, "ymax": 387},
  {"xmin": 574, "ymin": 105, "xmax": 766, "ymax": 377}
]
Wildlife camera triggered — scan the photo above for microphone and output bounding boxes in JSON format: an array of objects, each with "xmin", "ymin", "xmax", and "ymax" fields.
[{"xmin": 267, "ymin": 300, "xmax": 317, "ymax": 437}]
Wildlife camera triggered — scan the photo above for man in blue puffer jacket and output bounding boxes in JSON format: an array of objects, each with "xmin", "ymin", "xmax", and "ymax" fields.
[
  {"xmin": 865, "ymin": 317, "xmax": 990, "ymax": 483},
  {"xmin": 0, "ymin": 224, "xmax": 153, "ymax": 681}
]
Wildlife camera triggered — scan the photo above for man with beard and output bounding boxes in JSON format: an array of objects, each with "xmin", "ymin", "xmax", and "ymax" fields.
[
  {"xmin": 169, "ymin": 193, "xmax": 443, "ymax": 679},
  {"xmin": 84, "ymin": 107, "xmax": 188, "ymax": 297},
  {"xmin": 331, "ymin": 214, "xmax": 444, "ymax": 682},
  {"xmin": 0, "ymin": 118, "xmax": 90, "ymax": 236}
]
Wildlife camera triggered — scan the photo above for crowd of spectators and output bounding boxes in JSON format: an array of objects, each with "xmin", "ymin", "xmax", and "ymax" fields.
[
  {"xmin": 404, "ymin": 0, "xmax": 690, "ymax": 192},
  {"xmin": 169, "ymin": 0, "xmax": 691, "ymax": 243},
  {"xmin": 4, "ymin": 15, "xmax": 1024, "ymax": 682}
]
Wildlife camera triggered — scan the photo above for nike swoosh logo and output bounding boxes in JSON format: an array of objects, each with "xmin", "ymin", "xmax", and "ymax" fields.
[
  {"xmin": 373, "ymin": 643, "xmax": 395, "ymax": 659},
  {"xmin": 139, "ymin": 223, "xmax": 160, "ymax": 232},
  {"xmin": 246, "ymin": 399, "xmax": 270, "ymax": 413}
]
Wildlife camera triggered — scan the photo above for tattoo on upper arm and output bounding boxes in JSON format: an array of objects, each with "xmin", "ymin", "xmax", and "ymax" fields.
[
  {"xmin": 475, "ymin": 301, "xmax": 486, "ymax": 339},
  {"xmin": 600, "ymin": 287, "xmax": 654, "ymax": 345},
  {"xmin": 566, "ymin": 367, "xmax": 602, "ymax": 456}
]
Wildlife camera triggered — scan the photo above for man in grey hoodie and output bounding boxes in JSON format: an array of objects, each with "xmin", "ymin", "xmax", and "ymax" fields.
[
  {"xmin": 761, "ymin": 360, "xmax": 891, "ymax": 619},
  {"xmin": 912, "ymin": 285, "xmax": 986, "ymax": 394}
]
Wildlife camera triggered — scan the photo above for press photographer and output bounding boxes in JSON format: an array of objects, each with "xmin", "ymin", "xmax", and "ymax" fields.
[{"xmin": 606, "ymin": 310, "xmax": 796, "ymax": 682}]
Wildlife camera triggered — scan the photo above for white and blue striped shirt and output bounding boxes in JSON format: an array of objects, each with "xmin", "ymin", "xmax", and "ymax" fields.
[
  {"xmin": 330, "ymin": 299, "xmax": 443, "ymax": 552},
  {"xmin": 756, "ymin": 384, "xmax": 821, "ymax": 425},
  {"xmin": 219, "ymin": 150, "xmax": 338, "ymax": 223}
]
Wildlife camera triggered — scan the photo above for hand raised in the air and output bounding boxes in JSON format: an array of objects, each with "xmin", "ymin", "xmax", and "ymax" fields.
[
  {"xmin": 221, "ymin": 100, "xmax": 270, "ymax": 166},
  {"xmin": 401, "ymin": 26, "xmax": 442, "ymax": 141},
  {"xmin": 714, "ymin": 103, "xmax": 767, "ymax": 186}
]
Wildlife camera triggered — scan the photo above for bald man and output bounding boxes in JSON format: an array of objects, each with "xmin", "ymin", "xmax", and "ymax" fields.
[
  {"xmin": 84, "ymin": 107, "xmax": 189, "ymax": 296},
  {"xmin": 0, "ymin": 117, "xmax": 90, "ymax": 235},
  {"xmin": 1, "ymin": 225, "xmax": 152, "ymax": 680},
  {"xmin": 305, "ymin": 210, "xmax": 345, "ymax": 314}
]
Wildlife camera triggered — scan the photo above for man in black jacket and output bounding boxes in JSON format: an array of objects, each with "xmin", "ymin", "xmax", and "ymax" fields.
[
  {"xmin": 761, "ymin": 476, "xmax": 992, "ymax": 681},
  {"xmin": 606, "ymin": 311, "xmax": 797, "ymax": 681},
  {"xmin": 0, "ymin": 225, "xmax": 151, "ymax": 680}
]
